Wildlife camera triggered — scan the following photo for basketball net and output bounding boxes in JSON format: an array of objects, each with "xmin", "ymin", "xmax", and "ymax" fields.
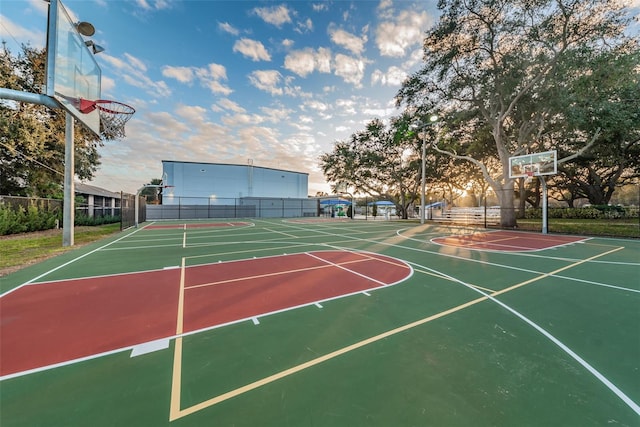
[
  {"xmin": 525, "ymin": 171, "xmax": 535, "ymax": 183},
  {"xmin": 79, "ymin": 99, "xmax": 135, "ymax": 140}
]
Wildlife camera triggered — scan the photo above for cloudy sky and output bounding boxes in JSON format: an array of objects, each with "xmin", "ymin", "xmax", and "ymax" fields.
[
  {"xmin": 1, "ymin": 0, "xmax": 442, "ymax": 195},
  {"xmin": 2, "ymin": 0, "xmax": 638, "ymax": 195}
]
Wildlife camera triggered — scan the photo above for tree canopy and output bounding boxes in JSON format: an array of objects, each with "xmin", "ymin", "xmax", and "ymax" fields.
[
  {"xmin": 1, "ymin": 45, "xmax": 103, "ymax": 197},
  {"xmin": 394, "ymin": 0, "xmax": 639, "ymax": 226}
]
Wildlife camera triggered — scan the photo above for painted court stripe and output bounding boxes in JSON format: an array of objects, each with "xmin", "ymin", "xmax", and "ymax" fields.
[
  {"xmin": 413, "ymin": 246, "xmax": 640, "ymax": 416},
  {"xmin": 130, "ymin": 339, "xmax": 170, "ymax": 357},
  {"xmin": 171, "ymin": 295, "xmax": 489, "ymax": 420},
  {"xmin": 305, "ymin": 252, "xmax": 389, "ymax": 287},
  {"xmin": 184, "ymin": 257, "xmax": 380, "ymax": 290}
]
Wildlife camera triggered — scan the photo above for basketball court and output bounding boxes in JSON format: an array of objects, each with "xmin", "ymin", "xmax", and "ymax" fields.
[
  {"xmin": 1, "ymin": 2, "xmax": 638, "ymax": 425},
  {"xmin": 1, "ymin": 219, "xmax": 638, "ymax": 426}
]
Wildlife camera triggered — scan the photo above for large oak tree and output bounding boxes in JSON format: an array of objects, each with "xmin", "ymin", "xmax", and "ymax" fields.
[{"xmin": 396, "ymin": 0, "xmax": 637, "ymax": 226}]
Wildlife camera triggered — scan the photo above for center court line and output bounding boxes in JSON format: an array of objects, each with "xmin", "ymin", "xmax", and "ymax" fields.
[{"xmin": 169, "ymin": 257, "xmax": 187, "ymax": 421}]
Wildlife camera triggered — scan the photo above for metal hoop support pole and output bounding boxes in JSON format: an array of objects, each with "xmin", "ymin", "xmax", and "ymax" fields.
[
  {"xmin": 540, "ymin": 176, "xmax": 548, "ymax": 234},
  {"xmin": 63, "ymin": 113, "xmax": 75, "ymax": 246}
]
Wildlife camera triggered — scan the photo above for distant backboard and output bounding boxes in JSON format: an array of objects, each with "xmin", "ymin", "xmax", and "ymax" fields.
[
  {"xmin": 509, "ymin": 150, "xmax": 557, "ymax": 179},
  {"xmin": 46, "ymin": 0, "xmax": 101, "ymax": 136}
]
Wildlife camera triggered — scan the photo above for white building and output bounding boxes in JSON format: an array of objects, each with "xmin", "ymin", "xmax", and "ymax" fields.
[{"xmin": 161, "ymin": 161, "xmax": 309, "ymax": 204}]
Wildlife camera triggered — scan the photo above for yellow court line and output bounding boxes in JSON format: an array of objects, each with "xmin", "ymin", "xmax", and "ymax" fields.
[
  {"xmin": 169, "ymin": 257, "xmax": 187, "ymax": 421},
  {"xmin": 173, "ymin": 295, "xmax": 489, "ymax": 420},
  {"xmin": 489, "ymin": 246, "xmax": 624, "ymax": 298},
  {"xmin": 168, "ymin": 246, "xmax": 623, "ymax": 421},
  {"xmin": 413, "ymin": 268, "xmax": 497, "ymax": 293}
]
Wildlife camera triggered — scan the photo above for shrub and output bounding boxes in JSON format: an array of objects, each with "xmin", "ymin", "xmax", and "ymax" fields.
[
  {"xmin": 74, "ymin": 214, "xmax": 121, "ymax": 226},
  {"xmin": 524, "ymin": 206, "xmax": 633, "ymax": 220}
]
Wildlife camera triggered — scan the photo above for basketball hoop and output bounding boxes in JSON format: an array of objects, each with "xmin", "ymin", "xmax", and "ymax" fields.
[
  {"xmin": 79, "ymin": 99, "xmax": 135, "ymax": 140},
  {"xmin": 525, "ymin": 171, "xmax": 535, "ymax": 182}
]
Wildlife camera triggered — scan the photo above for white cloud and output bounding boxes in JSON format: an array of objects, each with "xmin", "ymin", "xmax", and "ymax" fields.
[
  {"xmin": 282, "ymin": 39, "xmax": 295, "ymax": 49},
  {"xmin": 102, "ymin": 53, "xmax": 171, "ymax": 98},
  {"xmin": 333, "ymin": 54, "xmax": 366, "ymax": 87},
  {"xmin": 135, "ymin": 0, "xmax": 171, "ymax": 11},
  {"xmin": 216, "ymin": 98, "xmax": 246, "ymax": 113},
  {"xmin": 252, "ymin": 4, "xmax": 292, "ymax": 28},
  {"xmin": 371, "ymin": 65, "xmax": 408, "ymax": 87},
  {"xmin": 315, "ymin": 48, "xmax": 333, "ymax": 73},
  {"xmin": 233, "ymin": 38, "xmax": 272, "ymax": 61},
  {"xmin": 295, "ymin": 18, "xmax": 313, "ymax": 33},
  {"xmin": 328, "ymin": 26, "xmax": 367, "ymax": 55},
  {"xmin": 161, "ymin": 66, "xmax": 193, "ymax": 83},
  {"xmin": 218, "ymin": 21, "xmax": 239, "ymax": 36},
  {"xmin": 162, "ymin": 63, "xmax": 231, "ymax": 95},
  {"xmin": 376, "ymin": 9, "xmax": 432, "ymax": 57},
  {"xmin": 284, "ymin": 49, "xmax": 317, "ymax": 77},
  {"xmin": 284, "ymin": 47, "xmax": 332, "ymax": 77},
  {"xmin": 249, "ymin": 70, "xmax": 283, "ymax": 96},
  {"xmin": 175, "ymin": 104, "xmax": 209, "ymax": 124},
  {"xmin": 259, "ymin": 105, "xmax": 294, "ymax": 123},
  {"xmin": 312, "ymin": 3, "xmax": 329, "ymax": 12},
  {"xmin": 0, "ymin": 15, "xmax": 46, "ymax": 49},
  {"xmin": 335, "ymin": 98, "xmax": 357, "ymax": 115},
  {"xmin": 101, "ymin": 76, "xmax": 116, "ymax": 94}
]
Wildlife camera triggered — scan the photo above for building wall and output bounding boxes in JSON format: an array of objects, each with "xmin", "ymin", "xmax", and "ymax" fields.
[{"xmin": 162, "ymin": 161, "xmax": 308, "ymax": 205}]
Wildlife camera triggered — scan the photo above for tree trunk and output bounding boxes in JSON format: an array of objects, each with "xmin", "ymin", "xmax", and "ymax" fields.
[{"xmin": 495, "ymin": 180, "xmax": 517, "ymax": 227}]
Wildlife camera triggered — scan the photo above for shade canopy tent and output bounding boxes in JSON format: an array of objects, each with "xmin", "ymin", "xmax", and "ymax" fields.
[
  {"xmin": 425, "ymin": 201, "xmax": 445, "ymax": 209},
  {"xmin": 319, "ymin": 199, "xmax": 352, "ymax": 205},
  {"xmin": 367, "ymin": 201, "xmax": 395, "ymax": 206}
]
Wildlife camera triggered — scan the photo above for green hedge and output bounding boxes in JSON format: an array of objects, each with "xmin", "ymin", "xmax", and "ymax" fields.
[
  {"xmin": 74, "ymin": 214, "xmax": 121, "ymax": 226},
  {"xmin": 0, "ymin": 205, "xmax": 121, "ymax": 235},
  {"xmin": 524, "ymin": 205, "xmax": 636, "ymax": 219}
]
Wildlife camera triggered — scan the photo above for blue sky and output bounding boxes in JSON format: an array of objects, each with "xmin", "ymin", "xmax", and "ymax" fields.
[
  {"xmin": 1, "ymin": 0, "xmax": 442, "ymax": 195},
  {"xmin": 2, "ymin": 0, "xmax": 638, "ymax": 195}
]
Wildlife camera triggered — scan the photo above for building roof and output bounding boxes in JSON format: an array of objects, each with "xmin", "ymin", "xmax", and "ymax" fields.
[
  {"xmin": 75, "ymin": 182, "xmax": 121, "ymax": 198},
  {"xmin": 161, "ymin": 160, "xmax": 308, "ymax": 176}
]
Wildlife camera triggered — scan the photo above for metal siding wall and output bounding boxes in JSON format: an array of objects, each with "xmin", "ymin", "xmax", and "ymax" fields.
[{"xmin": 161, "ymin": 162, "xmax": 308, "ymax": 203}]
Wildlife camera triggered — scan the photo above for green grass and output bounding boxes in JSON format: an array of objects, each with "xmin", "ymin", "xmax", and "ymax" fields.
[{"xmin": 0, "ymin": 223, "xmax": 121, "ymax": 275}]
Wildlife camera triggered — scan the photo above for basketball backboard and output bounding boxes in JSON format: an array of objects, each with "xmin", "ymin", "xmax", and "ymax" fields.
[
  {"xmin": 509, "ymin": 150, "xmax": 557, "ymax": 179},
  {"xmin": 46, "ymin": 0, "xmax": 101, "ymax": 136}
]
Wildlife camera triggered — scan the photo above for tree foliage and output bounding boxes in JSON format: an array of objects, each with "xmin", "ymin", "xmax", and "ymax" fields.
[
  {"xmin": 0, "ymin": 45, "xmax": 103, "ymax": 197},
  {"xmin": 140, "ymin": 178, "xmax": 164, "ymax": 204},
  {"xmin": 396, "ymin": 0, "xmax": 638, "ymax": 226},
  {"xmin": 320, "ymin": 117, "xmax": 421, "ymax": 219}
]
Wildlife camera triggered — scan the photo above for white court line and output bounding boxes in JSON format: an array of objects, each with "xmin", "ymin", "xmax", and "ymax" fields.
[
  {"xmin": 406, "ymin": 251, "xmax": 640, "ymax": 417},
  {"xmin": 305, "ymin": 252, "xmax": 390, "ymax": 287},
  {"xmin": 0, "ymin": 227, "xmax": 145, "ymax": 298},
  {"xmin": 264, "ymin": 227, "xmax": 299, "ymax": 239}
]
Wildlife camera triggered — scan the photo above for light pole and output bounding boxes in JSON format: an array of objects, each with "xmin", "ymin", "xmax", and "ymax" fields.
[{"xmin": 414, "ymin": 115, "xmax": 439, "ymax": 224}]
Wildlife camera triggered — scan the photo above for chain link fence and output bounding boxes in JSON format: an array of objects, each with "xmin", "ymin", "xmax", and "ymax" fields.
[{"xmin": 148, "ymin": 197, "xmax": 319, "ymax": 219}]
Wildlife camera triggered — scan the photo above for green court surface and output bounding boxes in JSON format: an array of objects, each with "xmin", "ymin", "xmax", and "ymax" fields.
[{"xmin": 1, "ymin": 219, "xmax": 638, "ymax": 426}]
